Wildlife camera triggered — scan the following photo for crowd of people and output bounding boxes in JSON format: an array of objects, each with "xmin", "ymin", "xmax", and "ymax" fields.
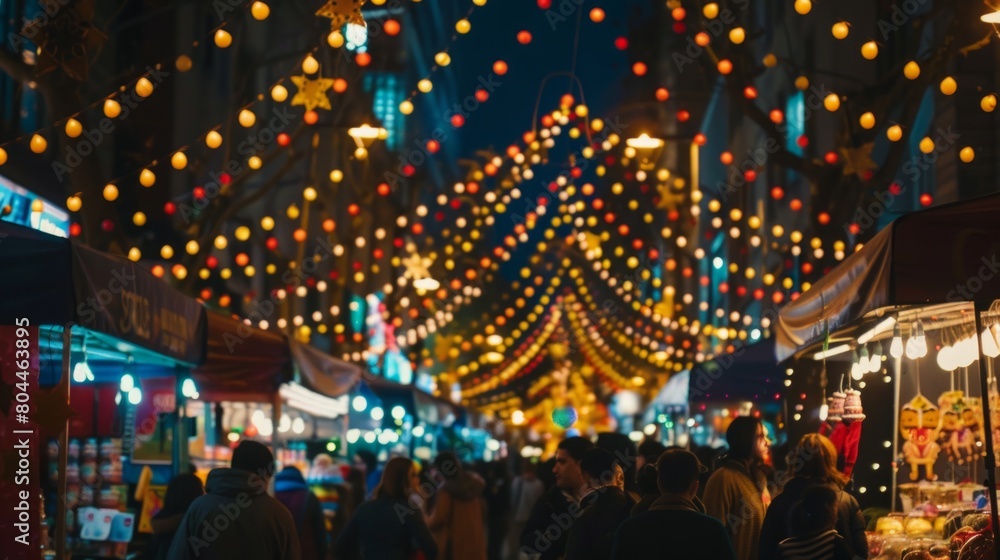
[{"xmin": 145, "ymin": 417, "xmax": 868, "ymax": 559}]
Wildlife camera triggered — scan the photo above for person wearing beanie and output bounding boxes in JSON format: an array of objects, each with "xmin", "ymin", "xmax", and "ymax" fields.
[
  {"xmin": 563, "ymin": 448, "xmax": 635, "ymax": 560},
  {"xmin": 168, "ymin": 440, "xmax": 300, "ymax": 559},
  {"xmin": 274, "ymin": 466, "xmax": 327, "ymax": 560},
  {"xmin": 703, "ymin": 416, "xmax": 770, "ymax": 560},
  {"xmin": 611, "ymin": 449, "xmax": 736, "ymax": 559}
]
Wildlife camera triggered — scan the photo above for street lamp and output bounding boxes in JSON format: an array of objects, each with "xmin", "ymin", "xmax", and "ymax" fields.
[
  {"xmin": 347, "ymin": 124, "xmax": 387, "ymax": 160},
  {"xmin": 625, "ymin": 133, "xmax": 665, "ymax": 169}
]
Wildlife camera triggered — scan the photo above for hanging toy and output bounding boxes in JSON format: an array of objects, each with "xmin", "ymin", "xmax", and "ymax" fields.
[
  {"xmin": 960, "ymin": 397, "xmax": 987, "ymax": 464},
  {"xmin": 821, "ymin": 377, "xmax": 861, "ymax": 477},
  {"xmin": 937, "ymin": 391, "xmax": 964, "ymax": 464},
  {"xmin": 901, "ymin": 394, "xmax": 941, "ymax": 481},
  {"xmin": 842, "ymin": 389, "xmax": 866, "ymax": 422}
]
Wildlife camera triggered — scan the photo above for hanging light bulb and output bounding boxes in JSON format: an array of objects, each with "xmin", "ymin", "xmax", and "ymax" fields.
[
  {"xmin": 128, "ymin": 387, "xmax": 143, "ymax": 405},
  {"xmin": 851, "ymin": 348, "xmax": 864, "ymax": 380},
  {"xmin": 905, "ymin": 335, "xmax": 921, "ymax": 360},
  {"xmin": 937, "ymin": 343, "xmax": 955, "ymax": 371},
  {"xmin": 181, "ymin": 378, "xmax": 198, "ymax": 398},
  {"xmin": 915, "ymin": 321, "xmax": 927, "ymax": 357},
  {"xmin": 960, "ymin": 334, "xmax": 978, "ymax": 367},
  {"xmin": 73, "ymin": 338, "xmax": 93, "ymax": 382},
  {"xmin": 858, "ymin": 345, "xmax": 870, "ymax": 373},
  {"xmin": 120, "ymin": 372, "xmax": 135, "ymax": 393},
  {"xmin": 869, "ymin": 344, "xmax": 882, "ymax": 373},
  {"xmin": 890, "ymin": 324, "xmax": 903, "ymax": 358}
]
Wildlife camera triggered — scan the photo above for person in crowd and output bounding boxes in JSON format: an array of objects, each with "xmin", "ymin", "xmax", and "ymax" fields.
[
  {"xmin": 425, "ymin": 451, "xmax": 487, "ymax": 560},
  {"xmin": 595, "ymin": 432, "xmax": 639, "ymax": 498},
  {"xmin": 758, "ymin": 433, "xmax": 866, "ymax": 560},
  {"xmin": 273, "ymin": 466, "xmax": 327, "ymax": 560},
  {"xmin": 168, "ymin": 440, "xmax": 300, "ymax": 559},
  {"xmin": 611, "ymin": 449, "xmax": 737, "ymax": 560},
  {"xmin": 564, "ymin": 448, "xmax": 635, "ymax": 560},
  {"xmin": 334, "ymin": 457, "xmax": 437, "ymax": 560},
  {"xmin": 146, "ymin": 473, "xmax": 203, "ymax": 560},
  {"xmin": 353, "ymin": 449, "xmax": 382, "ymax": 499},
  {"xmin": 484, "ymin": 460, "xmax": 512, "ymax": 560},
  {"xmin": 630, "ymin": 464, "xmax": 660, "ymax": 516},
  {"xmin": 636, "ymin": 439, "xmax": 667, "ymax": 470},
  {"xmin": 505, "ymin": 460, "xmax": 546, "ymax": 560},
  {"xmin": 519, "ymin": 436, "xmax": 594, "ymax": 560},
  {"xmin": 775, "ymin": 485, "xmax": 856, "ymax": 560},
  {"xmin": 703, "ymin": 416, "xmax": 770, "ymax": 560}
]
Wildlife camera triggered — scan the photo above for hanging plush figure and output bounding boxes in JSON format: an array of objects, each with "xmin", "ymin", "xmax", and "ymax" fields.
[
  {"xmin": 901, "ymin": 395, "xmax": 940, "ymax": 481},
  {"xmin": 960, "ymin": 397, "xmax": 987, "ymax": 464},
  {"xmin": 820, "ymin": 389, "xmax": 862, "ymax": 477},
  {"xmin": 937, "ymin": 391, "xmax": 964, "ymax": 464}
]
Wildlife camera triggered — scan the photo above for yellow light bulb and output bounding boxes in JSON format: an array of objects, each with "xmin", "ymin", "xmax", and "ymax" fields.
[
  {"xmin": 160, "ymin": 245, "xmax": 174, "ymax": 259},
  {"xmin": 287, "ymin": 204, "xmax": 300, "ymax": 219},
  {"xmin": 939, "ymin": 76, "xmax": 957, "ymax": 95},
  {"xmin": 103, "ymin": 99, "xmax": 121, "ymax": 118},
  {"xmin": 66, "ymin": 196, "xmax": 82, "ymax": 212},
  {"xmin": 135, "ymin": 77, "xmax": 154, "ymax": 98},
  {"xmin": 982, "ymin": 94, "xmax": 997, "ymax": 112},
  {"xmin": 418, "ymin": 79, "xmax": 433, "ymax": 93},
  {"xmin": 248, "ymin": 156, "xmax": 262, "ymax": 169},
  {"xmin": 302, "ymin": 54, "xmax": 319, "ymax": 74},
  {"xmin": 303, "ymin": 187, "xmax": 317, "ymax": 201},
  {"xmin": 171, "ymin": 151, "xmax": 188, "ymax": 169},
  {"xmin": 128, "ymin": 248, "xmax": 142, "ymax": 261},
  {"xmin": 327, "ymin": 30, "xmax": 344, "ymax": 48},
  {"xmin": 329, "ymin": 169, "xmax": 343, "ymax": 183},
  {"xmin": 831, "ymin": 21, "xmax": 849, "ymax": 39},
  {"xmin": 186, "ymin": 240, "xmax": 200, "ymax": 254},
  {"xmin": 861, "ymin": 41, "xmax": 878, "ymax": 60},
  {"xmin": 794, "ymin": 76, "xmax": 809, "ymax": 90},
  {"xmin": 903, "ymin": 60, "xmax": 920, "ymax": 80},
  {"xmin": 65, "ymin": 118, "xmax": 82, "ymax": 138},
  {"xmin": 703, "ymin": 2, "xmax": 719, "ymax": 18},
  {"xmin": 133, "ymin": 211, "xmax": 147, "ymax": 226},
  {"xmin": 434, "ymin": 52, "xmax": 451, "ymax": 66},
  {"xmin": 175, "ymin": 55, "xmax": 193, "ymax": 72},
  {"xmin": 762, "ymin": 53, "xmax": 777, "ymax": 67},
  {"xmin": 271, "ymin": 84, "xmax": 288, "ymax": 102},
  {"xmin": 919, "ymin": 137, "xmax": 935, "ymax": 154},
  {"xmin": 0, "ymin": 147, "xmax": 7, "ymax": 166},
  {"xmin": 794, "ymin": 0, "xmax": 811, "ymax": 15},
  {"xmin": 859, "ymin": 112, "xmax": 875, "ymax": 130},
  {"xmin": 729, "ymin": 27, "xmax": 745, "ymax": 44},
  {"xmin": 960, "ymin": 147, "xmax": 975, "ymax": 163},
  {"xmin": 206, "ymin": 131, "xmax": 223, "ymax": 149},
  {"xmin": 399, "ymin": 100, "xmax": 414, "ymax": 114},
  {"xmin": 214, "ymin": 29, "xmax": 232, "ymax": 48},
  {"xmin": 250, "ymin": 1, "xmax": 270, "ymax": 20},
  {"xmin": 29, "ymin": 134, "xmax": 47, "ymax": 153},
  {"xmin": 823, "ymin": 93, "xmax": 840, "ymax": 112},
  {"xmin": 235, "ymin": 225, "xmax": 251, "ymax": 241},
  {"xmin": 455, "ymin": 19, "xmax": 471, "ymax": 34},
  {"xmin": 886, "ymin": 124, "xmax": 903, "ymax": 142},
  {"xmin": 238, "ymin": 109, "xmax": 256, "ymax": 128},
  {"xmin": 103, "ymin": 184, "xmax": 119, "ymax": 201},
  {"xmin": 214, "ymin": 235, "xmax": 228, "ymax": 250},
  {"xmin": 139, "ymin": 168, "xmax": 156, "ymax": 187},
  {"xmin": 261, "ymin": 216, "xmax": 275, "ymax": 231}
]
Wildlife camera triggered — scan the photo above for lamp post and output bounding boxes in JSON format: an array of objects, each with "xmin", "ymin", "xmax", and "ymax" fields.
[{"xmin": 625, "ymin": 133, "xmax": 666, "ymax": 170}]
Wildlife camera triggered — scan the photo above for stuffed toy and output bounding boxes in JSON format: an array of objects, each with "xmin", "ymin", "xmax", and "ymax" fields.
[
  {"xmin": 901, "ymin": 394, "xmax": 940, "ymax": 481},
  {"xmin": 820, "ymin": 388, "xmax": 862, "ymax": 477},
  {"xmin": 959, "ymin": 397, "xmax": 987, "ymax": 465},
  {"xmin": 937, "ymin": 391, "xmax": 965, "ymax": 464}
]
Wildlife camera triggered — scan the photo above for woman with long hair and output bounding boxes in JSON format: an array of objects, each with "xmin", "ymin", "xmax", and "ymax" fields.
[
  {"xmin": 146, "ymin": 474, "xmax": 204, "ymax": 560},
  {"xmin": 757, "ymin": 433, "xmax": 867, "ymax": 560},
  {"xmin": 425, "ymin": 451, "xmax": 487, "ymax": 560},
  {"xmin": 702, "ymin": 416, "xmax": 771, "ymax": 560},
  {"xmin": 334, "ymin": 457, "xmax": 437, "ymax": 560}
]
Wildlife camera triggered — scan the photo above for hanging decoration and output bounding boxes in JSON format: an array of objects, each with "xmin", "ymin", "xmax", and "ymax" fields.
[
  {"xmin": 290, "ymin": 75, "xmax": 335, "ymax": 111},
  {"xmin": 316, "ymin": 0, "xmax": 368, "ymax": 28}
]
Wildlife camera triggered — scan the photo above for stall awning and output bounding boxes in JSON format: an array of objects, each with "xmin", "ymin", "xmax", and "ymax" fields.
[
  {"xmin": 691, "ymin": 339, "xmax": 783, "ymax": 402},
  {"xmin": 0, "ymin": 222, "xmax": 206, "ymax": 365},
  {"xmin": 193, "ymin": 311, "xmax": 291, "ymax": 402},
  {"xmin": 289, "ymin": 339, "xmax": 361, "ymax": 398},
  {"xmin": 776, "ymin": 193, "xmax": 1000, "ymax": 362}
]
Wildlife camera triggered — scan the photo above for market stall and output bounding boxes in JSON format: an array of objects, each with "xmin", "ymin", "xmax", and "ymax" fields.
[
  {"xmin": 0, "ymin": 222, "xmax": 207, "ymax": 559},
  {"xmin": 776, "ymin": 193, "xmax": 1000, "ymax": 558}
]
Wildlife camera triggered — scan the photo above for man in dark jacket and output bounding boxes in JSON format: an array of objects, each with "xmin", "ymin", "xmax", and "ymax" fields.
[
  {"xmin": 519, "ymin": 436, "xmax": 594, "ymax": 560},
  {"xmin": 611, "ymin": 449, "xmax": 737, "ymax": 560},
  {"xmin": 168, "ymin": 441, "xmax": 300, "ymax": 559},
  {"xmin": 274, "ymin": 467, "xmax": 327, "ymax": 560},
  {"xmin": 564, "ymin": 449, "xmax": 635, "ymax": 560}
]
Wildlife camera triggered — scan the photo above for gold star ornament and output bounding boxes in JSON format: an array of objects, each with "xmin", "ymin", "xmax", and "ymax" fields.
[
  {"xmin": 316, "ymin": 0, "xmax": 367, "ymax": 28},
  {"xmin": 290, "ymin": 75, "xmax": 333, "ymax": 111},
  {"xmin": 656, "ymin": 182, "xmax": 686, "ymax": 212},
  {"xmin": 840, "ymin": 142, "xmax": 878, "ymax": 178}
]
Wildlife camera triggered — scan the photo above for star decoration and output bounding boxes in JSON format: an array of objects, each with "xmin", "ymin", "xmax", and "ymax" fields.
[
  {"xmin": 316, "ymin": 0, "xmax": 367, "ymax": 29},
  {"xmin": 402, "ymin": 253, "xmax": 432, "ymax": 279},
  {"xmin": 840, "ymin": 142, "xmax": 878, "ymax": 178},
  {"xmin": 290, "ymin": 75, "xmax": 334, "ymax": 111},
  {"xmin": 655, "ymin": 183, "xmax": 686, "ymax": 212}
]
